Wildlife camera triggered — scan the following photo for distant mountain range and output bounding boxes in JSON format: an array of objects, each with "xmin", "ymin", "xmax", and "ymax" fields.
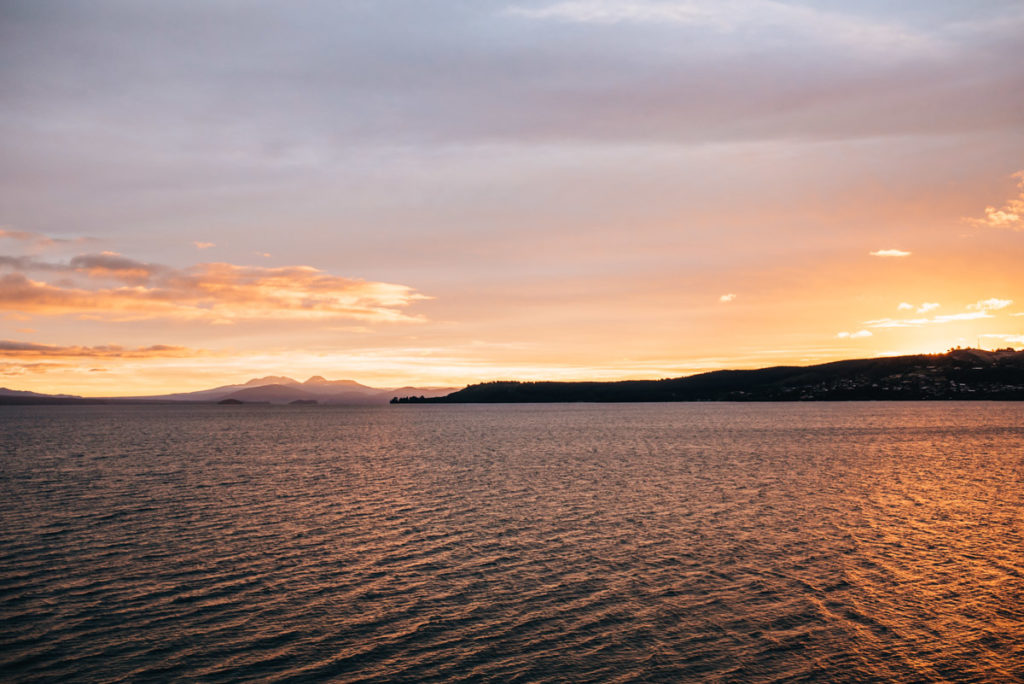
[
  {"xmin": 0, "ymin": 376, "xmax": 456, "ymax": 405},
  {"xmin": 393, "ymin": 348, "xmax": 1024, "ymax": 403},
  {"xmin": 134, "ymin": 375, "xmax": 456, "ymax": 405}
]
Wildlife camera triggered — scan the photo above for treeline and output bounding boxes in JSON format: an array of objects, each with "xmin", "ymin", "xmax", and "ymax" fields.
[{"xmin": 392, "ymin": 349, "xmax": 1024, "ymax": 403}]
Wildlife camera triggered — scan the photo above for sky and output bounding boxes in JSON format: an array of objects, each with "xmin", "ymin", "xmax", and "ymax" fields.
[{"xmin": 1, "ymin": 0, "xmax": 1023, "ymax": 396}]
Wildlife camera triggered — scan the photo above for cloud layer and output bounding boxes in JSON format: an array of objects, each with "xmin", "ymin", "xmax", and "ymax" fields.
[
  {"xmin": 0, "ymin": 339, "xmax": 207, "ymax": 378},
  {"xmin": 0, "ymin": 249, "xmax": 427, "ymax": 324},
  {"xmin": 0, "ymin": 340, "xmax": 197, "ymax": 358}
]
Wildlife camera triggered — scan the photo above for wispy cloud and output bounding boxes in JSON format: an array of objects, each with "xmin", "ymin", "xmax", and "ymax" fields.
[
  {"xmin": 507, "ymin": 1, "xmax": 718, "ymax": 26},
  {"xmin": 0, "ymin": 362, "xmax": 68, "ymax": 376},
  {"xmin": 0, "ymin": 340, "xmax": 208, "ymax": 377},
  {"xmin": 837, "ymin": 330, "xmax": 872, "ymax": 339},
  {"xmin": 865, "ymin": 317, "xmax": 930, "ymax": 328},
  {"xmin": 0, "ymin": 228, "xmax": 97, "ymax": 252},
  {"xmin": 719, "ymin": 293, "xmax": 736, "ymax": 303},
  {"xmin": 0, "ymin": 229, "xmax": 39, "ymax": 242},
  {"xmin": 870, "ymin": 249, "xmax": 911, "ymax": 257},
  {"xmin": 965, "ymin": 171, "xmax": 1024, "ymax": 230},
  {"xmin": 866, "ymin": 308, "xmax": 999, "ymax": 328},
  {"xmin": 0, "ymin": 340, "xmax": 200, "ymax": 359},
  {"xmin": 896, "ymin": 301, "xmax": 939, "ymax": 313},
  {"xmin": 865, "ymin": 298, "xmax": 1013, "ymax": 328},
  {"xmin": 932, "ymin": 311, "xmax": 993, "ymax": 323},
  {"xmin": 980, "ymin": 334, "xmax": 1024, "ymax": 346},
  {"xmin": 504, "ymin": 1, "xmax": 937, "ymax": 54},
  {"xmin": 969, "ymin": 298, "xmax": 1012, "ymax": 311},
  {"xmin": 0, "ymin": 250, "xmax": 429, "ymax": 324},
  {"xmin": 194, "ymin": 241, "xmax": 216, "ymax": 249}
]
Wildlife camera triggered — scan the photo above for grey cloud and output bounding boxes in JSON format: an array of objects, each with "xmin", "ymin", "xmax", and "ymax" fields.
[
  {"xmin": 0, "ymin": 252, "xmax": 162, "ymax": 284},
  {"xmin": 0, "ymin": 340, "xmax": 56, "ymax": 352},
  {"xmin": 1, "ymin": 1, "xmax": 1021, "ymax": 242},
  {"xmin": 68, "ymin": 253, "xmax": 165, "ymax": 284},
  {"xmin": 0, "ymin": 255, "xmax": 62, "ymax": 271},
  {"xmin": 0, "ymin": 228, "xmax": 96, "ymax": 248},
  {"xmin": 2, "ymin": 1, "xmax": 1021, "ymax": 151},
  {"xmin": 0, "ymin": 229, "xmax": 40, "ymax": 241}
]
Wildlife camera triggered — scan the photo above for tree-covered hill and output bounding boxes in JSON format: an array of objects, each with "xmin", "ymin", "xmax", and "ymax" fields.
[{"xmin": 392, "ymin": 348, "xmax": 1024, "ymax": 403}]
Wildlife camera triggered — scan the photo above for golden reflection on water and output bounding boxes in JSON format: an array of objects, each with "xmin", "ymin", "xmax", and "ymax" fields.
[{"xmin": 0, "ymin": 402, "xmax": 1022, "ymax": 681}]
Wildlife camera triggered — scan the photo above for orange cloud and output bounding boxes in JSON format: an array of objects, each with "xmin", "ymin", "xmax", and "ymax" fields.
[
  {"xmin": 0, "ymin": 362, "xmax": 67, "ymax": 376},
  {"xmin": 0, "ymin": 228, "xmax": 97, "ymax": 250},
  {"xmin": 0, "ymin": 340, "xmax": 200, "ymax": 359},
  {"xmin": 966, "ymin": 171, "xmax": 1024, "ymax": 230},
  {"xmin": 870, "ymin": 249, "xmax": 911, "ymax": 257},
  {"xmin": 0, "ymin": 229, "xmax": 39, "ymax": 241},
  {"xmin": 0, "ymin": 254, "xmax": 428, "ymax": 324},
  {"xmin": 0, "ymin": 341, "xmax": 209, "ymax": 377}
]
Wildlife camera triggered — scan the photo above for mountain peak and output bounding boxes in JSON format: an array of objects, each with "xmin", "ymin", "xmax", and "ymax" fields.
[
  {"xmin": 303, "ymin": 376, "xmax": 366, "ymax": 387},
  {"xmin": 244, "ymin": 375, "xmax": 298, "ymax": 387}
]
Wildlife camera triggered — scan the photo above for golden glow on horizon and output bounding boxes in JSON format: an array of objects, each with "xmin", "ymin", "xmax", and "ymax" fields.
[
  {"xmin": 2, "ymin": 175, "xmax": 1023, "ymax": 396},
  {"xmin": 1, "ymin": 347, "xmax": 859, "ymax": 396}
]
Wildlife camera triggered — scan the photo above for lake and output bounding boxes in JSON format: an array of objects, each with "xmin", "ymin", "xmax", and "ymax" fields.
[{"xmin": 2, "ymin": 402, "xmax": 1023, "ymax": 682}]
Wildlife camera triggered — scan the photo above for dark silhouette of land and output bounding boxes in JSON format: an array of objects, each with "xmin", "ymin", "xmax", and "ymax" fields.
[{"xmin": 392, "ymin": 348, "xmax": 1024, "ymax": 403}]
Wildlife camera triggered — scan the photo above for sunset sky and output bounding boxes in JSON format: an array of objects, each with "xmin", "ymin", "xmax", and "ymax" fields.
[{"xmin": 2, "ymin": 1, "xmax": 1023, "ymax": 396}]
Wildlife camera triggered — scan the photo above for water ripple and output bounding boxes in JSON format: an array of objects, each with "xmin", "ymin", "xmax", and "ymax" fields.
[{"xmin": 2, "ymin": 402, "xmax": 1023, "ymax": 682}]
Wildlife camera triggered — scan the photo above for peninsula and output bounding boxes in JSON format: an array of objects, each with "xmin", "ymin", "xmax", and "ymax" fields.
[{"xmin": 392, "ymin": 348, "xmax": 1024, "ymax": 403}]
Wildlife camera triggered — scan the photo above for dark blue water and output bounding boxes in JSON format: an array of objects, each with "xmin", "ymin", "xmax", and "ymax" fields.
[{"xmin": 2, "ymin": 402, "xmax": 1023, "ymax": 682}]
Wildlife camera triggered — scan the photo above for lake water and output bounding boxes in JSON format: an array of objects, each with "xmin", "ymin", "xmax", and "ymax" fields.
[{"xmin": 1, "ymin": 402, "xmax": 1023, "ymax": 682}]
